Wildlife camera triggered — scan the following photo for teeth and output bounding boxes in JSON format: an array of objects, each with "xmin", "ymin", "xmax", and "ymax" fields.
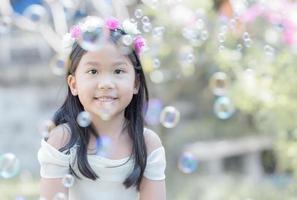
[{"xmin": 96, "ymin": 97, "xmax": 115, "ymax": 102}]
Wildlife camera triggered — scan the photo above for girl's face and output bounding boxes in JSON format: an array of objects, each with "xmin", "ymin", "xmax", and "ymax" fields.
[{"xmin": 67, "ymin": 43, "xmax": 139, "ymax": 120}]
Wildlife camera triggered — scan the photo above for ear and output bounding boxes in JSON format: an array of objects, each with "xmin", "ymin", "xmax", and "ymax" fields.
[
  {"xmin": 133, "ymin": 74, "xmax": 140, "ymax": 94},
  {"xmin": 67, "ymin": 75, "xmax": 78, "ymax": 96}
]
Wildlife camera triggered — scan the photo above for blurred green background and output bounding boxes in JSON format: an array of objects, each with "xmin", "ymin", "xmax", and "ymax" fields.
[{"xmin": 1, "ymin": 0, "xmax": 297, "ymax": 199}]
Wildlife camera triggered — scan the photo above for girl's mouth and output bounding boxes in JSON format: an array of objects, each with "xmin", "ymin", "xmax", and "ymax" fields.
[{"xmin": 94, "ymin": 97, "xmax": 117, "ymax": 102}]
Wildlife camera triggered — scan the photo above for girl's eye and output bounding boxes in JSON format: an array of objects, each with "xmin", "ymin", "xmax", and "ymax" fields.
[
  {"xmin": 88, "ymin": 69, "xmax": 97, "ymax": 75},
  {"xmin": 114, "ymin": 69, "xmax": 125, "ymax": 74}
]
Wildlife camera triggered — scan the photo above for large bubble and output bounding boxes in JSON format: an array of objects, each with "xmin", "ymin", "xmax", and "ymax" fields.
[{"xmin": 0, "ymin": 153, "xmax": 21, "ymax": 179}]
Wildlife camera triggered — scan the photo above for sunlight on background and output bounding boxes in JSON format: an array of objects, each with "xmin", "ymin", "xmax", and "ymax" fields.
[{"xmin": 1, "ymin": 0, "xmax": 297, "ymax": 199}]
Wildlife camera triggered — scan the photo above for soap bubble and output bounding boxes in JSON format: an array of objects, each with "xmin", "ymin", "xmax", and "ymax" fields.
[
  {"xmin": 141, "ymin": 16, "xmax": 150, "ymax": 24},
  {"xmin": 78, "ymin": 27, "xmax": 108, "ymax": 51},
  {"xmin": 0, "ymin": 153, "xmax": 21, "ymax": 179},
  {"xmin": 160, "ymin": 106, "xmax": 180, "ymax": 128},
  {"xmin": 178, "ymin": 152, "xmax": 198, "ymax": 174},
  {"xmin": 242, "ymin": 32, "xmax": 250, "ymax": 40},
  {"xmin": 53, "ymin": 192, "xmax": 67, "ymax": 200},
  {"xmin": 244, "ymin": 38, "xmax": 252, "ymax": 48},
  {"xmin": 201, "ymin": 30, "xmax": 209, "ymax": 41},
  {"xmin": 213, "ymin": 96, "xmax": 235, "ymax": 119},
  {"xmin": 96, "ymin": 136, "xmax": 112, "ymax": 157},
  {"xmin": 142, "ymin": 23, "xmax": 152, "ymax": 33},
  {"xmin": 134, "ymin": 9, "xmax": 144, "ymax": 19},
  {"xmin": 122, "ymin": 34, "xmax": 133, "ymax": 46},
  {"xmin": 209, "ymin": 72, "xmax": 228, "ymax": 96},
  {"xmin": 38, "ymin": 119, "xmax": 56, "ymax": 138},
  {"xmin": 264, "ymin": 44, "xmax": 275, "ymax": 57},
  {"xmin": 77, "ymin": 111, "xmax": 92, "ymax": 127},
  {"xmin": 49, "ymin": 54, "xmax": 67, "ymax": 76},
  {"xmin": 153, "ymin": 58, "xmax": 161, "ymax": 68},
  {"xmin": 62, "ymin": 174, "xmax": 75, "ymax": 188}
]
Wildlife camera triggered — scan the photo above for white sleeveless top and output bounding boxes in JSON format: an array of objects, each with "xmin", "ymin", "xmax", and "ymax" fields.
[{"xmin": 37, "ymin": 128, "xmax": 166, "ymax": 200}]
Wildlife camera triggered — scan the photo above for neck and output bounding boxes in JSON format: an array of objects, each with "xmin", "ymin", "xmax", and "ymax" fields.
[{"xmin": 90, "ymin": 111, "xmax": 127, "ymax": 139}]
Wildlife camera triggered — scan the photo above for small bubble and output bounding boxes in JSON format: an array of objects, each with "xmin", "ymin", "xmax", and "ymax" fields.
[
  {"xmin": 182, "ymin": 28, "xmax": 195, "ymax": 40},
  {"xmin": 160, "ymin": 106, "xmax": 180, "ymax": 128},
  {"xmin": 186, "ymin": 53, "xmax": 194, "ymax": 63},
  {"xmin": 38, "ymin": 119, "xmax": 55, "ymax": 138},
  {"xmin": 153, "ymin": 58, "xmax": 161, "ymax": 68},
  {"xmin": 152, "ymin": 27, "xmax": 164, "ymax": 41},
  {"xmin": 195, "ymin": 19, "xmax": 204, "ymax": 30},
  {"xmin": 50, "ymin": 55, "xmax": 67, "ymax": 76},
  {"xmin": 53, "ymin": 192, "xmax": 67, "ymax": 200},
  {"xmin": 142, "ymin": 23, "xmax": 152, "ymax": 33},
  {"xmin": 62, "ymin": 174, "xmax": 75, "ymax": 188},
  {"xmin": 130, "ymin": 18, "xmax": 137, "ymax": 24},
  {"xmin": 229, "ymin": 18, "xmax": 237, "ymax": 29},
  {"xmin": 236, "ymin": 43, "xmax": 243, "ymax": 51},
  {"xmin": 77, "ymin": 111, "xmax": 91, "ymax": 127},
  {"xmin": 0, "ymin": 153, "xmax": 21, "ymax": 179},
  {"xmin": 134, "ymin": 9, "xmax": 143, "ymax": 19},
  {"xmin": 96, "ymin": 136, "xmax": 112, "ymax": 157},
  {"xmin": 209, "ymin": 72, "xmax": 228, "ymax": 96},
  {"xmin": 264, "ymin": 44, "xmax": 275, "ymax": 57},
  {"xmin": 213, "ymin": 96, "xmax": 235, "ymax": 119},
  {"xmin": 218, "ymin": 33, "xmax": 225, "ymax": 43},
  {"xmin": 243, "ymin": 38, "xmax": 252, "ymax": 48},
  {"xmin": 242, "ymin": 32, "xmax": 250, "ymax": 40},
  {"xmin": 122, "ymin": 34, "xmax": 133, "ymax": 46},
  {"xmin": 141, "ymin": 16, "xmax": 150, "ymax": 24},
  {"xmin": 178, "ymin": 152, "xmax": 198, "ymax": 174},
  {"xmin": 201, "ymin": 30, "xmax": 208, "ymax": 41}
]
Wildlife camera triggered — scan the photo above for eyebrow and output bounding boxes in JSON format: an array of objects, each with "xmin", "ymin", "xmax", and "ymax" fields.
[{"xmin": 85, "ymin": 61, "xmax": 128, "ymax": 67}]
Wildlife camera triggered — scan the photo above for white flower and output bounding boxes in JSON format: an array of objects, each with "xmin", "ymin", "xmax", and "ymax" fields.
[
  {"xmin": 80, "ymin": 16, "xmax": 104, "ymax": 32},
  {"xmin": 122, "ymin": 19, "xmax": 141, "ymax": 35}
]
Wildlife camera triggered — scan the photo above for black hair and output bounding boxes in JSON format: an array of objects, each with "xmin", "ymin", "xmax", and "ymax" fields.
[{"xmin": 52, "ymin": 27, "xmax": 149, "ymax": 191}]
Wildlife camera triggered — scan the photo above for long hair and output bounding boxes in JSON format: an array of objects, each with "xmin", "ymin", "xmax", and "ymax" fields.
[{"xmin": 52, "ymin": 28, "xmax": 149, "ymax": 191}]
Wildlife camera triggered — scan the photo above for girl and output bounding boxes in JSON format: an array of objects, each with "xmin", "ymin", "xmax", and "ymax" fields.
[{"xmin": 38, "ymin": 16, "xmax": 166, "ymax": 200}]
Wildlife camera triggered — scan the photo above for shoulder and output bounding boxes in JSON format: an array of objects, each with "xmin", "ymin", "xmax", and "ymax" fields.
[
  {"xmin": 46, "ymin": 123, "xmax": 71, "ymax": 150},
  {"xmin": 144, "ymin": 128, "xmax": 163, "ymax": 155}
]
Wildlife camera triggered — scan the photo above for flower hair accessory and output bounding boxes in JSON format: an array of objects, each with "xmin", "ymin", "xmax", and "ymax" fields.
[{"xmin": 62, "ymin": 16, "xmax": 146, "ymax": 55}]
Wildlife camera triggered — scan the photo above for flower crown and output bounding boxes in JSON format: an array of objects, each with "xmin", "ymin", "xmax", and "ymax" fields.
[{"xmin": 62, "ymin": 16, "xmax": 146, "ymax": 56}]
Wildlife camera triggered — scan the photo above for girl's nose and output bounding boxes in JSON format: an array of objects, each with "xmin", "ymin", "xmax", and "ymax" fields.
[{"xmin": 97, "ymin": 76, "xmax": 115, "ymax": 90}]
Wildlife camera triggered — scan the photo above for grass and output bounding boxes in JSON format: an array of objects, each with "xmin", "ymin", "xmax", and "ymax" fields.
[{"xmin": 0, "ymin": 178, "xmax": 39, "ymax": 200}]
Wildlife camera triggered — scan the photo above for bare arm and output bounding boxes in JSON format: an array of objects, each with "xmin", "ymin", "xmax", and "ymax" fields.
[
  {"xmin": 39, "ymin": 124, "xmax": 71, "ymax": 199},
  {"xmin": 40, "ymin": 178, "xmax": 69, "ymax": 199},
  {"xmin": 139, "ymin": 177, "xmax": 166, "ymax": 200},
  {"xmin": 140, "ymin": 128, "xmax": 166, "ymax": 200}
]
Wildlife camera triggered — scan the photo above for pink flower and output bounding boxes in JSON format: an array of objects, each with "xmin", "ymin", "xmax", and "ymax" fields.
[
  {"xmin": 282, "ymin": 19, "xmax": 297, "ymax": 45},
  {"xmin": 134, "ymin": 36, "xmax": 145, "ymax": 54},
  {"xmin": 239, "ymin": 4, "xmax": 265, "ymax": 23},
  {"xmin": 105, "ymin": 17, "xmax": 120, "ymax": 30},
  {"xmin": 70, "ymin": 25, "xmax": 81, "ymax": 39}
]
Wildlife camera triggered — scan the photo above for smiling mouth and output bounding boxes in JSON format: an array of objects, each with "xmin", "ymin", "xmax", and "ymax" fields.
[{"xmin": 94, "ymin": 97, "xmax": 118, "ymax": 102}]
